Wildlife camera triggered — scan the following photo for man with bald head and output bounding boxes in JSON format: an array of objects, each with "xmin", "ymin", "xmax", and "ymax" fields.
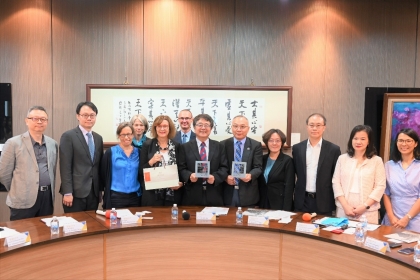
[
  {"xmin": 221, "ymin": 115, "xmax": 263, "ymax": 207},
  {"xmin": 173, "ymin": 109, "xmax": 196, "ymax": 144}
]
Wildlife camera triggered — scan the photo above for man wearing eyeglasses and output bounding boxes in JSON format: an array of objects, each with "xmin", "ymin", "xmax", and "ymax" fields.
[
  {"xmin": 221, "ymin": 115, "xmax": 263, "ymax": 207},
  {"xmin": 173, "ymin": 109, "xmax": 196, "ymax": 144},
  {"xmin": 59, "ymin": 101, "xmax": 103, "ymax": 212},
  {"xmin": 292, "ymin": 113, "xmax": 341, "ymax": 215},
  {"xmin": 0, "ymin": 106, "xmax": 58, "ymax": 221},
  {"xmin": 178, "ymin": 114, "xmax": 228, "ymax": 206}
]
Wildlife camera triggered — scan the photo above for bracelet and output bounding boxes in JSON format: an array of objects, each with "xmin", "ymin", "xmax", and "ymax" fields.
[{"xmin": 406, "ymin": 214, "xmax": 412, "ymax": 220}]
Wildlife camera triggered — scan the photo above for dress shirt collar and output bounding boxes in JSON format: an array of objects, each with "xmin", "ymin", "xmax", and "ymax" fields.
[{"xmin": 307, "ymin": 138, "xmax": 323, "ymax": 148}]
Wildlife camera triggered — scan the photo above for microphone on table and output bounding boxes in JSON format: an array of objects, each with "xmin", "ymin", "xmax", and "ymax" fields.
[
  {"xmin": 302, "ymin": 212, "xmax": 317, "ymax": 221},
  {"xmin": 182, "ymin": 210, "xmax": 190, "ymax": 220},
  {"xmin": 96, "ymin": 209, "xmax": 111, "ymax": 219}
]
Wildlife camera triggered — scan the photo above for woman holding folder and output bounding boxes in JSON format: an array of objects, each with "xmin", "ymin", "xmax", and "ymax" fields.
[{"xmin": 141, "ymin": 115, "xmax": 183, "ymax": 206}]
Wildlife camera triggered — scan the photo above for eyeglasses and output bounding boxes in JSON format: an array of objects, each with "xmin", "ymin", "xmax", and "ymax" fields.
[
  {"xmin": 157, "ymin": 125, "xmax": 169, "ymax": 130},
  {"xmin": 195, "ymin": 123, "xmax": 211, "ymax": 128},
  {"xmin": 79, "ymin": 114, "xmax": 97, "ymax": 119},
  {"xmin": 232, "ymin": 125, "xmax": 249, "ymax": 130},
  {"xmin": 119, "ymin": 133, "xmax": 133, "ymax": 138},
  {"xmin": 307, "ymin": 124, "xmax": 325, "ymax": 129},
  {"xmin": 268, "ymin": 140, "xmax": 282, "ymax": 144},
  {"xmin": 27, "ymin": 117, "xmax": 48, "ymax": 123},
  {"xmin": 179, "ymin": 117, "xmax": 191, "ymax": 121},
  {"xmin": 397, "ymin": 139, "xmax": 414, "ymax": 144}
]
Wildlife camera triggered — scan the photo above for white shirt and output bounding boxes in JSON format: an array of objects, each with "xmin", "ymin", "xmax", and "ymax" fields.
[{"xmin": 306, "ymin": 138, "xmax": 323, "ymax": 192}]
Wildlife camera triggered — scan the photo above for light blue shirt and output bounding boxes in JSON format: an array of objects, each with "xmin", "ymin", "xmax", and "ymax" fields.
[
  {"xmin": 233, "ymin": 137, "xmax": 246, "ymax": 159},
  {"xmin": 181, "ymin": 130, "xmax": 192, "ymax": 143},
  {"xmin": 264, "ymin": 157, "xmax": 275, "ymax": 183},
  {"xmin": 110, "ymin": 145, "xmax": 141, "ymax": 195}
]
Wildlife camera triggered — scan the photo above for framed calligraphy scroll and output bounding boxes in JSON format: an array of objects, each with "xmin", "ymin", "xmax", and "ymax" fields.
[
  {"xmin": 87, "ymin": 85, "xmax": 292, "ymax": 148},
  {"xmin": 380, "ymin": 93, "xmax": 420, "ymax": 162}
]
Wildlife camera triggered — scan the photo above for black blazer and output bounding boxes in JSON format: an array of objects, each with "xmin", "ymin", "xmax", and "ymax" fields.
[
  {"xmin": 59, "ymin": 127, "xmax": 103, "ymax": 198},
  {"xmin": 173, "ymin": 130, "xmax": 196, "ymax": 144},
  {"xmin": 178, "ymin": 139, "xmax": 228, "ymax": 206},
  {"xmin": 221, "ymin": 137, "xmax": 263, "ymax": 206},
  {"xmin": 292, "ymin": 139, "xmax": 341, "ymax": 213},
  {"xmin": 258, "ymin": 153, "xmax": 295, "ymax": 211},
  {"xmin": 140, "ymin": 138, "xmax": 183, "ymax": 206}
]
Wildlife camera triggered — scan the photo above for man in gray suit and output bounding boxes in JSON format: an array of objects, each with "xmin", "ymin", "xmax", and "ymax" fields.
[
  {"xmin": 221, "ymin": 115, "xmax": 263, "ymax": 207},
  {"xmin": 59, "ymin": 101, "xmax": 103, "ymax": 212},
  {"xmin": 173, "ymin": 109, "xmax": 196, "ymax": 144},
  {"xmin": 0, "ymin": 106, "xmax": 58, "ymax": 221}
]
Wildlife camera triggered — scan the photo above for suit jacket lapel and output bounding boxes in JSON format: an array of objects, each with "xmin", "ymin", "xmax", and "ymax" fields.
[
  {"xmin": 190, "ymin": 141, "xmax": 202, "ymax": 161},
  {"xmin": 22, "ymin": 132, "xmax": 38, "ymax": 167},
  {"xmin": 317, "ymin": 141, "xmax": 328, "ymax": 174},
  {"xmin": 267, "ymin": 153, "xmax": 284, "ymax": 182},
  {"xmin": 241, "ymin": 138, "xmax": 251, "ymax": 167},
  {"xmin": 207, "ymin": 140, "xmax": 215, "ymax": 162},
  {"xmin": 301, "ymin": 140, "xmax": 307, "ymax": 179},
  {"xmin": 226, "ymin": 138, "xmax": 234, "ymax": 166},
  {"xmin": 76, "ymin": 127, "xmax": 92, "ymax": 162}
]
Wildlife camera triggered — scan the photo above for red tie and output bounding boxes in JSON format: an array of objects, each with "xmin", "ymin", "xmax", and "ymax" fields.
[{"xmin": 200, "ymin": 142, "xmax": 207, "ymax": 161}]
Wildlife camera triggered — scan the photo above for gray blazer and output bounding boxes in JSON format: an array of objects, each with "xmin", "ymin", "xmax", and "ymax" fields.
[
  {"xmin": 0, "ymin": 131, "xmax": 58, "ymax": 208},
  {"xmin": 59, "ymin": 127, "xmax": 103, "ymax": 198}
]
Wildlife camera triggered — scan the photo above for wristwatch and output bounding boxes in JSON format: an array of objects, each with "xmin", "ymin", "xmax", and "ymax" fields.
[
  {"xmin": 406, "ymin": 214, "xmax": 412, "ymax": 220},
  {"xmin": 363, "ymin": 203, "xmax": 370, "ymax": 210}
]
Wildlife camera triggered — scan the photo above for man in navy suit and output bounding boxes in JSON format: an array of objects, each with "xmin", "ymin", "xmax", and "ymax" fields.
[
  {"xmin": 221, "ymin": 115, "xmax": 263, "ymax": 207},
  {"xmin": 178, "ymin": 114, "xmax": 228, "ymax": 206},
  {"xmin": 59, "ymin": 101, "xmax": 104, "ymax": 212},
  {"xmin": 292, "ymin": 113, "xmax": 341, "ymax": 215},
  {"xmin": 173, "ymin": 109, "xmax": 196, "ymax": 144}
]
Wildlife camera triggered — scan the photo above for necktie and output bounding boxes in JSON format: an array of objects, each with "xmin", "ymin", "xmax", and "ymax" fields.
[
  {"xmin": 182, "ymin": 134, "xmax": 187, "ymax": 144},
  {"xmin": 87, "ymin": 132, "xmax": 95, "ymax": 161},
  {"xmin": 200, "ymin": 142, "xmax": 207, "ymax": 161},
  {"xmin": 234, "ymin": 141, "xmax": 242, "ymax": 185}
]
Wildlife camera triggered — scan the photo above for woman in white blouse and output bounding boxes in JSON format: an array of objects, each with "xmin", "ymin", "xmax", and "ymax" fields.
[{"xmin": 332, "ymin": 125, "xmax": 386, "ymax": 224}]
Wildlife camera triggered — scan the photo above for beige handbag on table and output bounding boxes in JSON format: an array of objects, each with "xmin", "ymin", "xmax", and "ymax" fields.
[{"xmin": 143, "ymin": 163, "xmax": 179, "ymax": 190}]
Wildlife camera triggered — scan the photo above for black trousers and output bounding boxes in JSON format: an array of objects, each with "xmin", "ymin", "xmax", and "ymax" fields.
[
  {"xmin": 299, "ymin": 195, "xmax": 333, "ymax": 216},
  {"xmin": 63, "ymin": 186, "xmax": 99, "ymax": 213},
  {"xmin": 10, "ymin": 189, "xmax": 53, "ymax": 221},
  {"xmin": 110, "ymin": 190, "xmax": 141, "ymax": 208}
]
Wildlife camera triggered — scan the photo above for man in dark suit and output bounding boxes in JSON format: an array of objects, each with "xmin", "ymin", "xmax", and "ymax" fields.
[
  {"xmin": 59, "ymin": 101, "xmax": 104, "ymax": 212},
  {"xmin": 178, "ymin": 114, "xmax": 228, "ymax": 206},
  {"xmin": 292, "ymin": 113, "xmax": 341, "ymax": 215},
  {"xmin": 173, "ymin": 109, "xmax": 196, "ymax": 144},
  {"xmin": 221, "ymin": 115, "xmax": 262, "ymax": 207}
]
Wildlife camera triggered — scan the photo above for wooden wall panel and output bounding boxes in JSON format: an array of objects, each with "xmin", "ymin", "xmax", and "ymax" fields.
[
  {"xmin": 236, "ymin": 0, "xmax": 328, "ymax": 145},
  {"xmin": 143, "ymin": 0, "xmax": 235, "ymax": 85},
  {"xmin": 324, "ymin": 0, "xmax": 418, "ymax": 152}
]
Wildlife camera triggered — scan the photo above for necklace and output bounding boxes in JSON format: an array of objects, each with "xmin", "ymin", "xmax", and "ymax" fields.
[{"xmin": 157, "ymin": 142, "xmax": 169, "ymax": 151}]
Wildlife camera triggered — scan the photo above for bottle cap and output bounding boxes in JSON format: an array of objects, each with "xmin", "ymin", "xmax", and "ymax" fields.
[
  {"xmin": 112, "ymin": 208, "xmax": 115, "ymax": 210},
  {"xmin": 174, "ymin": 204, "xmax": 177, "ymax": 207},
  {"xmin": 53, "ymin": 216, "xmax": 56, "ymax": 218},
  {"xmin": 238, "ymin": 207, "xmax": 242, "ymax": 210}
]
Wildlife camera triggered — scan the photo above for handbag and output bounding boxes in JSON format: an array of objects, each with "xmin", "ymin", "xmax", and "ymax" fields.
[{"xmin": 143, "ymin": 163, "xmax": 179, "ymax": 190}]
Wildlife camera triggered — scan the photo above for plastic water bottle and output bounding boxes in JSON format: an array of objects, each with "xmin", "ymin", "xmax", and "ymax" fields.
[
  {"xmin": 171, "ymin": 204, "xmax": 178, "ymax": 220},
  {"xmin": 414, "ymin": 240, "xmax": 420, "ymax": 263},
  {"xmin": 236, "ymin": 207, "xmax": 243, "ymax": 224},
  {"xmin": 359, "ymin": 214, "xmax": 368, "ymax": 233},
  {"xmin": 110, "ymin": 208, "xmax": 118, "ymax": 225},
  {"xmin": 354, "ymin": 223, "xmax": 365, "ymax": 243},
  {"xmin": 50, "ymin": 216, "xmax": 59, "ymax": 235}
]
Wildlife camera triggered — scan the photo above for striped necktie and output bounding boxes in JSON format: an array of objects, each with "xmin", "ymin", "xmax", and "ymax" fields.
[
  {"xmin": 182, "ymin": 134, "xmax": 187, "ymax": 144},
  {"xmin": 200, "ymin": 142, "xmax": 207, "ymax": 161},
  {"xmin": 234, "ymin": 141, "xmax": 242, "ymax": 185}
]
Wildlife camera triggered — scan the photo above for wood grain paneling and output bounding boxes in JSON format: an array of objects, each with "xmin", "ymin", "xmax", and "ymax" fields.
[
  {"xmin": 281, "ymin": 234, "xmax": 419, "ymax": 279},
  {"xmin": 106, "ymin": 227, "xmax": 280, "ymax": 279},
  {"xmin": 0, "ymin": 235, "xmax": 104, "ymax": 280},
  {"xmin": 144, "ymin": 0, "xmax": 236, "ymax": 85}
]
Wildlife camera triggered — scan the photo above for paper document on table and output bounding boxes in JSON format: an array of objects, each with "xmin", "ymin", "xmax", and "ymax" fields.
[
  {"xmin": 41, "ymin": 216, "xmax": 78, "ymax": 227},
  {"xmin": 243, "ymin": 209, "xmax": 269, "ymax": 216},
  {"xmin": 265, "ymin": 210, "xmax": 296, "ymax": 220},
  {"xmin": 0, "ymin": 227, "xmax": 20, "ymax": 239},
  {"xmin": 115, "ymin": 209, "xmax": 134, "ymax": 218},
  {"xmin": 384, "ymin": 231, "xmax": 420, "ymax": 243},
  {"xmin": 201, "ymin": 207, "xmax": 229, "ymax": 215}
]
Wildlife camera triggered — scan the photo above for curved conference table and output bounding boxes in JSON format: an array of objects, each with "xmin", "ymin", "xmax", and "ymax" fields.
[{"xmin": 0, "ymin": 207, "xmax": 419, "ymax": 279}]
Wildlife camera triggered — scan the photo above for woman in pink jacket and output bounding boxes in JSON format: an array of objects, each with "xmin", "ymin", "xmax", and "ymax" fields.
[{"xmin": 332, "ymin": 125, "xmax": 386, "ymax": 224}]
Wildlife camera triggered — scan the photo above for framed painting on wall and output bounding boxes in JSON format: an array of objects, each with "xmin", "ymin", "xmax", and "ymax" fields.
[{"xmin": 380, "ymin": 93, "xmax": 420, "ymax": 162}]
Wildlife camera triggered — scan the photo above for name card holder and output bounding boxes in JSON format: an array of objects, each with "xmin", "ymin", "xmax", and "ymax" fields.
[
  {"xmin": 364, "ymin": 237, "xmax": 390, "ymax": 254},
  {"xmin": 121, "ymin": 215, "xmax": 142, "ymax": 225},
  {"xmin": 295, "ymin": 222, "xmax": 320, "ymax": 235},
  {"xmin": 4, "ymin": 231, "xmax": 31, "ymax": 247},
  {"xmin": 196, "ymin": 212, "xmax": 216, "ymax": 221},
  {"xmin": 248, "ymin": 216, "xmax": 269, "ymax": 226},
  {"xmin": 63, "ymin": 221, "xmax": 87, "ymax": 234}
]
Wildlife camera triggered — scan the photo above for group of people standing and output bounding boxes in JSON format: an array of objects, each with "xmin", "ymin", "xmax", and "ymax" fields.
[{"xmin": 0, "ymin": 103, "xmax": 418, "ymax": 233}]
